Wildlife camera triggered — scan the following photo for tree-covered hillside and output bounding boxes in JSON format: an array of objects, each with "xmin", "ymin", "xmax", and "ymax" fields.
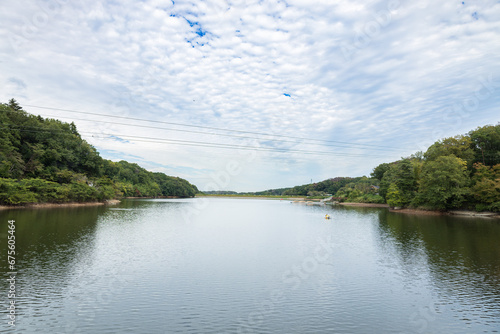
[
  {"xmin": 253, "ymin": 177, "xmax": 352, "ymax": 197},
  {"xmin": 0, "ymin": 99, "xmax": 198, "ymax": 205},
  {"xmin": 254, "ymin": 123, "xmax": 499, "ymax": 212},
  {"xmin": 254, "ymin": 177, "xmax": 383, "ymax": 203},
  {"xmin": 373, "ymin": 124, "xmax": 500, "ymax": 211}
]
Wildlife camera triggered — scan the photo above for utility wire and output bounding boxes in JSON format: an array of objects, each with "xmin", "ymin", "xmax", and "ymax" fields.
[
  {"xmin": 86, "ymin": 133, "xmax": 385, "ymax": 157},
  {"xmin": 0, "ymin": 125, "xmax": 388, "ymax": 158},
  {"xmin": 22, "ymin": 104, "xmax": 405, "ymax": 151},
  {"xmin": 36, "ymin": 113, "xmax": 400, "ymax": 152}
]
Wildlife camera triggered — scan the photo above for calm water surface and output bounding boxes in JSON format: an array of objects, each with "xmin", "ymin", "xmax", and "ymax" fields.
[{"xmin": 1, "ymin": 198, "xmax": 499, "ymax": 333}]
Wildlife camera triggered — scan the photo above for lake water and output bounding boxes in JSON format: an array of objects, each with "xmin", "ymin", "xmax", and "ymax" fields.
[{"xmin": 1, "ymin": 198, "xmax": 499, "ymax": 333}]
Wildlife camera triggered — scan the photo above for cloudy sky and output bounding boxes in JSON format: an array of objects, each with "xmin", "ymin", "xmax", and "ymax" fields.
[{"xmin": 1, "ymin": 0, "xmax": 499, "ymax": 192}]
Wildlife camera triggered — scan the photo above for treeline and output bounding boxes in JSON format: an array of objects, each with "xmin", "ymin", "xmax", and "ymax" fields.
[
  {"xmin": 255, "ymin": 177, "xmax": 351, "ymax": 196},
  {"xmin": 203, "ymin": 190, "xmax": 239, "ymax": 195},
  {"xmin": 284, "ymin": 177, "xmax": 352, "ymax": 197},
  {"xmin": 372, "ymin": 124, "xmax": 499, "ymax": 211},
  {"xmin": 0, "ymin": 99, "xmax": 198, "ymax": 205},
  {"xmin": 253, "ymin": 176, "xmax": 382, "ymax": 202},
  {"xmin": 253, "ymin": 124, "xmax": 499, "ymax": 212},
  {"xmin": 255, "ymin": 177, "xmax": 383, "ymax": 202}
]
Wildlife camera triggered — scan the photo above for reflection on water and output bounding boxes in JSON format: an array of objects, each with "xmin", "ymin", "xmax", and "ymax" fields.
[
  {"xmin": 0, "ymin": 206, "xmax": 104, "ymax": 331},
  {"xmin": 377, "ymin": 210, "xmax": 500, "ymax": 332},
  {"xmin": 0, "ymin": 199, "xmax": 499, "ymax": 333}
]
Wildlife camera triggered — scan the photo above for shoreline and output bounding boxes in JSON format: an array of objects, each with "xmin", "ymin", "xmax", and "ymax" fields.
[
  {"xmin": 0, "ymin": 199, "xmax": 121, "ymax": 210},
  {"xmin": 336, "ymin": 202, "xmax": 389, "ymax": 208},
  {"xmin": 334, "ymin": 202, "xmax": 499, "ymax": 218},
  {"xmin": 123, "ymin": 196, "xmax": 191, "ymax": 199},
  {"xmin": 0, "ymin": 196, "xmax": 197, "ymax": 210},
  {"xmin": 389, "ymin": 208, "xmax": 446, "ymax": 216},
  {"xmin": 390, "ymin": 208, "xmax": 499, "ymax": 218},
  {"xmin": 196, "ymin": 195, "xmax": 301, "ymax": 200},
  {"xmin": 3, "ymin": 197, "xmax": 497, "ymax": 218}
]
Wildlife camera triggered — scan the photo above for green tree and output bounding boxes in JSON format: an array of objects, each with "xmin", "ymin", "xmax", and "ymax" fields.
[
  {"xmin": 470, "ymin": 163, "xmax": 500, "ymax": 211},
  {"xmin": 0, "ymin": 100, "xmax": 199, "ymax": 204},
  {"xmin": 380, "ymin": 159, "xmax": 417, "ymax": 206},
  {"xmin": 418, "ymin": 155, "xmax": 470, "ymax": 210},
  {"xmin": 424, "ymin": 135, "xmax": 475, "ymax": 168},
  {"xmin": 0, "ymin": 178, "xmax": 37, "ymax": 205},
  {"xmin": 371, "ymin": 163, "xmax": 390, "ymax": 181},
  {"xmin": 469, "ymin": 124, "xmax": 500, "ymax": 166},
  {"xmin": 8, "ymin": 98, "xmax": 22, "ymax": 112},
  {"xmin": 0, "ymin": 104, "xmax": 24, "ymax": 178},
  {"xmin": 333, "ymin": 177, "xmax": 383, "ymax": 203},
  {"xmin": 386, "ymin": 183, "xmax": 405, "ymax": 208}
]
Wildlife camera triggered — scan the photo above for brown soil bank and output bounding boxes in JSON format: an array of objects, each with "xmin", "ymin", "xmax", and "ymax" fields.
[
  {"xmin": 390, "ymin": 208, "xmax": 499, "ymax": 218},
  {"xmin": 0, "ymin": 199, "xmax": 121, "ymax": 210},
  {"xmin": 389, "ymin": 208, "xmax": 446, "ymax": 216},
  {"xmin": 337, "ymin": 202, "xmax": 389, "ymax": 208},
  {"xmin": 335, "ymin": 202, "xmax": 499, "ymax": 218}
]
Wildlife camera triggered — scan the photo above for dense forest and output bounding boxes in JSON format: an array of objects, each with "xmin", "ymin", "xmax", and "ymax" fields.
[
  {"xmin": 0, "ymin": 99, "xmax": 198, "ymax": 205},
  {"xmin": 371, "ymin": 123, "xmax": 499, "ymax": 211},
  {"xmin": 253, "ymin": 177, "xmax": 383, "ymax": 202},
  {"xmin": 255, "ymin": 123, "xmax": 500, "ymax": 212},
  {"xmin": 254, "ymin": 177, "xmax": 353, "ymax": 197}
]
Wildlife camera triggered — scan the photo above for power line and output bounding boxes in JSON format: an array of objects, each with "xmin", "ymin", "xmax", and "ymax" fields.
[
  {"xmin": 37, "ymin": 112, "xmax": 400, "ymax": 152},
  {"xmin": 22, "ymin": 104, "xmax": 406, "ymax": 151},
  {"xmin": 0, "ymin": 125, "xmax": 389, "ymax": 158},
  {"xmin": 86, "ymin": 133, "xmax": 386, "ymax": 157}
]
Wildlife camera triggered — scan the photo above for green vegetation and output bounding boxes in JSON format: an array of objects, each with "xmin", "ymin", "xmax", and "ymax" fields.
[
  {"xmin": 249, "ymin": 123, "xmax": 499, "ymax": 212},
  {"xmin": 203, "ymin": 190, "xmax": 239, "ymax": 195},
  {"xmin": 0, "ymin": 99, "xmax": 198, "ymax": 205},
  {"xmin": 201, "ymin": 193, "xmax": 295, "ymax": 199},
  {"xmin": 247, "ymin": 177, "xmax": 382, "ymax": 203},
  {"xmin": 334, "ymin": 177, "xmax": 385, "ymax": 204},
  {"xmin": 256, "ymin": 177, "xmax": 352, "ymax": 197},
  {"xmin": 374, "ymin": 124, "xmax": 500, "ymax": 211}
]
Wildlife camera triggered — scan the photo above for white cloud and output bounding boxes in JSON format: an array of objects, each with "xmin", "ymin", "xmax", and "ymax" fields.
[{"xmin": 0, "ymin": 0, "xmax": 499, "ymax": 191}]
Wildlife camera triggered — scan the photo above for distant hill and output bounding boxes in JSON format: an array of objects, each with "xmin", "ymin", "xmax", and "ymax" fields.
[
  {"xmin": 0, "ymin": 99, "xmax": 198, "ymax": 205},
  {"xmin": 250, "ymin": 177, "xmax": 352, "ymax": 197},
  {"xmin": 258, "ymin": 124, "xmax": 500, "ymax": 212},
  {"xmin": 203, "ymin": 191, "xmax": 239, "ymax": 195},
  {"xmin": 251, "ymin": 122, "xmax": 500, "ymax": 212}
]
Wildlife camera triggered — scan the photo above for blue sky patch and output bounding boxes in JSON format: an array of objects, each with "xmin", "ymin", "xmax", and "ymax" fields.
[{"xmin": 108, "ymin": 135, "xmax": 129, "ymax": 143}]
